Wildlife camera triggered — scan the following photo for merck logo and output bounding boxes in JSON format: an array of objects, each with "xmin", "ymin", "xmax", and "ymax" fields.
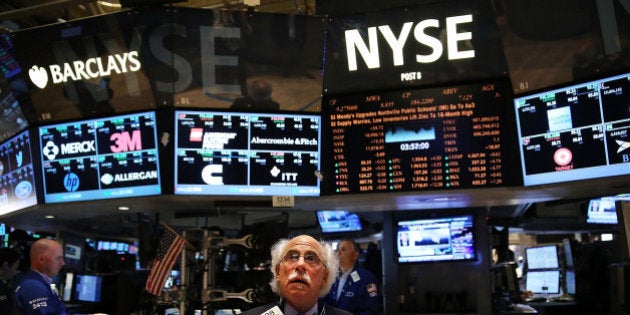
[{"xmin": 28, "ymin": 51, "xmax": 142, "ymax": 89}]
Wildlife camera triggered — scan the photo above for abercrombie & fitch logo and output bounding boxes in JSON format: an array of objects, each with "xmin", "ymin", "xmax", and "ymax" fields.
[{"xmin": 28, "ymin": 51, "xmax": 141, "ymax": 89}]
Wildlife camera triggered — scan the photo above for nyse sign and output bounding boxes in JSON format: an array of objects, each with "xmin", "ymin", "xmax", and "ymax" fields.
[
  {"xmin": 323, "ymin": 1, "xmax": 508, "ymax": 94},
  {"xmin": 345, "ymin": 14, "xmax": 475, "ymax": 71}
]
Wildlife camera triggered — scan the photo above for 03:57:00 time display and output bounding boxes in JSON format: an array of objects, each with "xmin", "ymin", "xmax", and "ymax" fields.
[{"xmin": 400, "ymin": 142, "xmax": 430, "ymax": 151}]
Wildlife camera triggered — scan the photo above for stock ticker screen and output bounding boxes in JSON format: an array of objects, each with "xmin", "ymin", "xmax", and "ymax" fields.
[
  {"xmin": 514, "ymin": 71, "xmax": 630, "ymax": 186},
  {"xmin": 39, "ymin": 111, "xmax": 161, "ymax": 203},
  {"xmin": 322, "ymin": 80, "xmax": 520, "ymax": 194},
  {"xmin": 174, "ymin": 110, "xmax": 321, "ymax": 196}
]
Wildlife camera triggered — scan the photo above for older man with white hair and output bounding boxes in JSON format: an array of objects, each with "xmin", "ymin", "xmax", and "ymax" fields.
[{"xmin": 240, "ymin": 235, "xmax": 351, "ymax": 315}]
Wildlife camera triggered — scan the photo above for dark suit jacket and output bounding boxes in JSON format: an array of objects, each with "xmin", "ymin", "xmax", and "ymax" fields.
[{"xmin": 240, "ymin": 301, "xmax": 353, "ymax": 315}]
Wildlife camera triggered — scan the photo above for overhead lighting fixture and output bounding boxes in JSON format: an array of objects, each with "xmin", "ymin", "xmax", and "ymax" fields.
[
  {"xmin": 44, "ymin": 215, "xmax": 55, "ymax": 219},
  {"xmin": 118, "ymin": 206, "xmax": 130, "ymax": 211}
]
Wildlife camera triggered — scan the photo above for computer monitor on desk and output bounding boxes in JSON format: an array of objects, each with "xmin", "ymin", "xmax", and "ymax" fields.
[
  {"xmin": 525, "ymin": 270, "xmax": 561, "ymax": 298},
  {"xmin": 74, "ymin": 274, "xmax": 103, "ymax": 303}
]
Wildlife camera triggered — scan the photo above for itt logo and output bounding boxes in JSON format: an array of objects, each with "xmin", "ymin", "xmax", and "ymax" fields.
[{"xmin": 63, "ymin": 173, "xmax": 80, "ymax": 192}]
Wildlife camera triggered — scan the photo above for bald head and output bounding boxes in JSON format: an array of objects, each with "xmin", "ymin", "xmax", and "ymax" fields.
[{"xmin": 30, "ymin": 238, "xmax": 65, "ymax": 277}]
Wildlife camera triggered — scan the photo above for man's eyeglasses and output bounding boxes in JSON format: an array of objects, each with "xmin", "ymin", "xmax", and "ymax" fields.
[{"xmin": 282, "ymin": 251, "xmax": 324, "ymax": 268}]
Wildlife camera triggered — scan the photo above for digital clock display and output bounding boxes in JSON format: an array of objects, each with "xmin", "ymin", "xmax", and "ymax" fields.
[{"xmin": 321, "ymin": 80, "xmax": 520, "ymax": 194}]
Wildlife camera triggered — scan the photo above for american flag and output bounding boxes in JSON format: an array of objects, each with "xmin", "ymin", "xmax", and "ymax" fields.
[{"xmin": 145, "ymin": 225, "xmax": 186, "ymax": 295}]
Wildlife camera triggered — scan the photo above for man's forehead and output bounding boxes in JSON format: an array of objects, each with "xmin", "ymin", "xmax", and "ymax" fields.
[{"xmin": 286, "ymin": 237, "xmax": 322, "ymax": 252}]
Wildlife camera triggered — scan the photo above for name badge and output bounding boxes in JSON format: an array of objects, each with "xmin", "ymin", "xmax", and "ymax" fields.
[{"xmin": 350, "ymin": 271, "xmax": 360, "ymax": 282}]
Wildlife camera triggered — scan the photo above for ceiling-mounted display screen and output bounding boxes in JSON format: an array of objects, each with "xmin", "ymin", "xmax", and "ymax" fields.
[
  {"xmin": 322, "ymin": 80, "xmax": 519, "ymax": 194},
  {"xmin": 0, "ymin": 130, "xmax": 37, "ymax": 215},
  {"xmin": 514, "ymin": 71, "xmax": 630, "ymax": 186},
  {"xmin": 396, "ymin": 214, "xmax": 476, "ymax": 263},
  {"xmin": 317, "ymin": 210, "xmax": 363, "ymax": 233},
  {"xmin": 174, "ymin": 110, "xmax": 321, "ymax": 196},
  {"xmin": 39, "ymin": 111, "xmax": 161, "ymax": 203}
]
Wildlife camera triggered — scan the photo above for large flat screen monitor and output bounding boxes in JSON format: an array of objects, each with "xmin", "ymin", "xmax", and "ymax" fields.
[
  {"xmin": 514, "ymin": 71, "xmax": 630, "ymax": 186},
  {"xmin": 322, "ymin": 80, "xmax": 520, "ymax": 195},
  {"xmin": 525, "ymin": 245, "xmax": 559, "ymax": 270},
  {"xmin": 396, "ymin": 214, "xmax": 476, "ymax": 263},
  {"xmin": 38, "ymin": 111, "xmax": 161, "ymax": 203},
  {"xmin": 174, "ymin": 110, "xmax": 321, "ymax": 196},
  {"xmin": 585, "ymin": 194, "xmax": 630, "ymax": 224},
  {"xmin": 317, "ymin": 210, "xmax": 362, "ymax": 233},
  {"xmin": 525, "ymin": 270, "xmax": 561, "ymax": 295},
  {"xmin": 0, "ymin": 130, "xmax": 38, "ymax": 215}
]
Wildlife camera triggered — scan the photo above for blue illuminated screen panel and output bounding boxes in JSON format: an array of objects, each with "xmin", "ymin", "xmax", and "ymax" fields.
[
  {"xmin": 74, "ymin": 274, "xmax": 103, "ymax": 302},
  {"xmin": 0, "ymin": 130, "xmax": 37, "ymax": 215},
  {"xmin": 525, "ymin": 245, "xmax": 559, "ymax": 269},
  {"xmin": 38, "ymin": 111, "xmax": 161, "ymax": 203},
  {"xmin": 396, "ymin": 214, "xmax": 476, "ymax": 263},
  {"xmin": 525, "ymin": 270, "xmax": 561, "ymax": 295},
  {"xmin": 174, "ymin": 110, "xmax": 321, "ymax": 196},
  {"xmin": 585, "ymin": 194, "xmax": 630, "ymax": 224},
  {"xmin": 514, "ymin": 72, "xmax": 630, "ymax": 186},
  {"xmin": 317, "ymin": 210, "xmax": 362, "ymax": 233}
]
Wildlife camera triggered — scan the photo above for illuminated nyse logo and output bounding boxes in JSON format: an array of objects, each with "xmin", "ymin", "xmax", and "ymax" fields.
[
  {"xmin": 64, "ymin": 172, "xmax": 80, "ymax": 192},
  {"xmin": 344, "ymin": 14, "xmax": 475, "ymax": 72},
  {"xmin": 42, "ymin": 140, "xmax": 96, "ymax": 160},
  {"xmin": 28, "ymin": 51, "xmax": 141, "ymax": 89},
  {"xmin": 100, "ymin": 171, "xmax": 158, "ymax": 185}
]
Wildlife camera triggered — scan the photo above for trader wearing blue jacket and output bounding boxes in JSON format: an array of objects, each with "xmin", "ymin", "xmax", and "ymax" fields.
[
  {"xmin": 13, "ymin": 239, "xmax": 67, "ymax": 315},
  {"xmin": 323, "ymin": 239, "xmax": 382, "ymax": 315}
]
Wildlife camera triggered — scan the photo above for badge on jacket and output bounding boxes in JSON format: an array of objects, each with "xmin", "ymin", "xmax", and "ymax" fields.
[{"xmin": 367, "ymin": 283, "xmax": 378, "ymax": 297}]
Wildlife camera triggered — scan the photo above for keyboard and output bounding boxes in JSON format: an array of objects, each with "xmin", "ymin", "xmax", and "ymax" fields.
[{"xmin": 508, "ymin": 303, "xmax": 538, "ymax": 313}]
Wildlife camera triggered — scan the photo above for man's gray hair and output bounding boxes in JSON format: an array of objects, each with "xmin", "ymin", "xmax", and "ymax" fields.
[{"xmin": 268, "ymin": 237, "xmax": 339, "ymax": 298}]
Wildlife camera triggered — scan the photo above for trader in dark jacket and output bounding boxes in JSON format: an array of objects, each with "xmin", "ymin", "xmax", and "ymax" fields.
[
  {"xmin": 323, "ymin": 239, "xmax": 382, "ymax": 315},
  {"xmin": 240, "ymin": 235, "xmax": 351, "ymax": 315},
  {"xmin": 13, "ymin": 239, "xmax": 67, "ymax": 315}
]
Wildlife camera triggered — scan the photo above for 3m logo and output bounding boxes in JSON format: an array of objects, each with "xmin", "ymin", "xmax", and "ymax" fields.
[{"xmin": 110, "ymin": 130, "xmax": 143, "ymax": 153}]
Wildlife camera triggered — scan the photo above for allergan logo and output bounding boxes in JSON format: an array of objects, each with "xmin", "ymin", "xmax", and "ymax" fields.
[{"xmin": 28, "ymin": 51, "xmax": 141, "ymax": 89}]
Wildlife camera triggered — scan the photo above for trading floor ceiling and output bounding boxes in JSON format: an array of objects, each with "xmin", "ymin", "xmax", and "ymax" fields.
[
  {"xmin": 0, "ymin": 0, "xmax": 626, "ymax": 237},
  {"xmin": 0, "ymin": 0, "xmax": 313, "ymax": 30}
]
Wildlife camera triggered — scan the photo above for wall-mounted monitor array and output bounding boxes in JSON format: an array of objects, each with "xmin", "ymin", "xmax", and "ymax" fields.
[
  {"xmin": 514, "ymin": 71, "xmax": 630, "ymax": 186},
  {"xmin": 317, "ymin": 210, "xmax": 362, "ymax": 233},
  {"xmin": 323, "ymin": 80, "xmax": 519, "ymax": 195},
  {"xmin": 0, "ymin": 130, "xmax": 37, "ymax": 215},
  {"xmin": 174, "ymin": 110, "xmax": 321, "ymax": 196},
  {"xmin": 38, "ymin": 111, "xmax": 161, "ymax": 203},
  {"xmin": 396, "ymin": 214, "xmax": 476, "ymax": 263}
]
